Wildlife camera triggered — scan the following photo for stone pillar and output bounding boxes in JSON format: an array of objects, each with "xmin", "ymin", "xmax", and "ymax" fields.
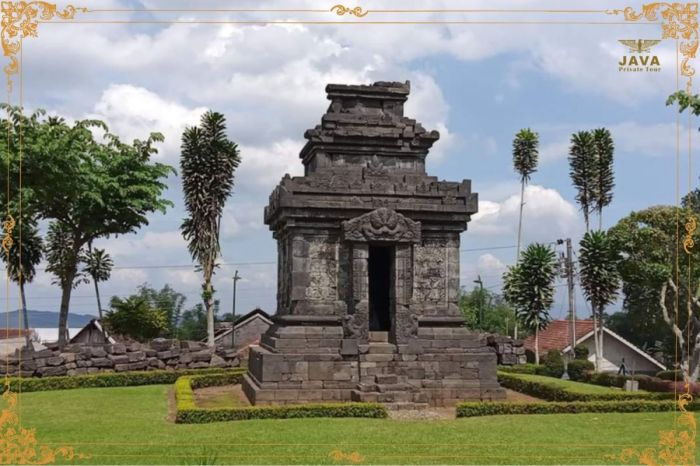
[
  {"xmin": 393, "ymin": 243, "xmax": 414, "ymax": 344},
  {"xmin": 446, "ymin": 235, "xmax": 461, "ymax": 316},
  {"xmin": 350, "ymin": 243, "xmax": 369, "ymax": 341}
]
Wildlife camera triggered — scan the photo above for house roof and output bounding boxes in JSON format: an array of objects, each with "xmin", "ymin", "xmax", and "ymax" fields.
[
  {"xmin": 523, "ymin": 320, "xmax": 594, "ymax": 354},
  {"xmin": 69, "ymin": 319, "xmax": 116, "ymax": 344},
  {"xmin": 523, "ymin": 319, "xmax": 666, "ymax": 371},
  {"xmin": 213, "ymin": 308, "xmax": 273, "ymax": 342},
  {"xmin": 0, "ymin": 328, "xmax": 31, "ymax": 340}
]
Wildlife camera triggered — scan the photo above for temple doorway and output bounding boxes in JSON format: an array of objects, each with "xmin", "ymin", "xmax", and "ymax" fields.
[{"xmin": 368, "ymin": 245, "xmax": 394, "ymax": 332}]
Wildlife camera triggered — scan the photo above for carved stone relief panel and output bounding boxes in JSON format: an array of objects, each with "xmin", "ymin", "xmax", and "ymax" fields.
[
  {"xmin": 305, "ymin": 239, "xmax": 338, "ymax": 302},
  {"xmin": 413, "ymin": 240, "xmax": 447, "ymax": 304}
]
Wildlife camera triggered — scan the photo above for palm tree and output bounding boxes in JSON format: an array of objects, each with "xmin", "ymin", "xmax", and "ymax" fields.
[
  {"xmin": 512, "ymin": 129, "xmax": 539, "ymax": 340},
  {"xmin": 180, "ymin": 111, "xmax": 241, "ymax": 347},
  {"xmin": 502, "ymin": 243, "xmax": 557, "ymax": 364},
  {"xmin": 83, "ymin": 242, "xmax": 113, "ymax": 319},
  {"xmin": 592, "ymin": 128, "xmax": 615, "ymax": 230},
  {"xmin": 512, "ymin": 128, "xmax": 539, "ymax": 259},
  {"xmin": 0, "ymin": 213, "xmax": 43, "ymax": 346},
  {"xmin": 569, "ymin": 131, "xmax": 596, "ymax": 232},
  {"xmin": 578, "ymin": 230, "xmax": 620, "ymax": 372}
]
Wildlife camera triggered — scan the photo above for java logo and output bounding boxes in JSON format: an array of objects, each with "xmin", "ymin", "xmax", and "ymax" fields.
[{"xmin": 618, "ymin": 39, "xmax": 662, "ymax": 72}]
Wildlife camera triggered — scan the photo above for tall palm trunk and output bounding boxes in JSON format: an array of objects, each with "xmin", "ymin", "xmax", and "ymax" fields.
[
  {"xmin": 592, "ymin": 310, "xmax": 602, "ymax": 371},
  {"xmin": 20, "ymin": 280, "xmax": 30, "ymax": 347},
  {"xmin": 88, "ymin": 241, "xmax": 103, "ymax": 319},
  {"xmin": 57, "ymin": 278, "xmax": 74, "ymax": 347},
  {"xmin": 534, "ymin": 326, "xmax": 540, "ymax": 365},
  {"xmin": 514, "ymin": 179, "xmax": 525, "ymax": 341}
]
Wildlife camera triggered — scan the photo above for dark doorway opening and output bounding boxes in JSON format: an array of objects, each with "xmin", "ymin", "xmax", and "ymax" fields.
[{"xmin": 368, "ymin": 245, "xmax": 394, "ymax": 332}]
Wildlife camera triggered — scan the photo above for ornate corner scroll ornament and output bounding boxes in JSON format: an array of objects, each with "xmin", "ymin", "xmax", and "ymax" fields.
[
  {"xmin": 341, "ymin": 314, "xmax": 362, "ymax": 339},
  {"xmin": 684, "ymin": 215, "xmax": 697, "ymax": 253},
  {"xmin": 328, "ymin": 449, "xmax": 364, "ymax": 464},
  {"xmin": 342, "ymin": 207, "xmax": 421, "ymax": 243},
  {"xmin": 1, "ymin": 2, "xmax": 87, "ymax": 91},
  {"xmin": 1, "ymin": 213, "xmax": 14, "ymax": 254},
  {"xmin": 330, "ymin": 5, "xmax": 368, "ymax": 17},
  {"xmin": 0, "ymin": 385, "xmax": 91, "ymax": 464},
  {"xmin": 608, "ymin": 3, "xmax": 698, "ymax": 91},
  {"xmin": 606, "ymin": 390, "xmax": 696, "ymax": 466}
]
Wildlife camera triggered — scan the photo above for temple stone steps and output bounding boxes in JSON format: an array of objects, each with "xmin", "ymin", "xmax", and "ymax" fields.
[
  {"xmin": 384, "ymin": 402, "xmax": 429, "ymax": 411},
  {"xmin": 369, "ymin": 331, "xmax": 389, "ymax": 343}
]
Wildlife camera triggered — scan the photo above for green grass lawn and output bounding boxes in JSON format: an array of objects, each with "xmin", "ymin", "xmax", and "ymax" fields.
[
  {"xmin": 14, "ymin": 385, "xmax": 694, "ymax": 465},
  {"xmin": 501, "ymin": 373, "xmax": 642, "ymax": 395}
]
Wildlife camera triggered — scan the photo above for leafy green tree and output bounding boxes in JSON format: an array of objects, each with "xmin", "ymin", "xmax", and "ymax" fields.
[
  {"xmin": 609, "ymin": 205, "xmax": 700, "ymax": 381},
  {"xmin": 179, "ymin": 300, "xmax": 221, "ymax": 342},
  {"xmin": 135, "ymin": 283, "xmax": 187, "ymax": 338},
  {"xmin": 592, "ymin": 128, "xmax": 615, "ymax": 230},
  {"xmin": 44, "ymin": 222, "xmax": 89, "ymax": 343},
  {"xmin": 103, "ymin": 296, "xmax": 168, "ymax": 342},
  {"xmin": 502, "ymin": 244, "xmax": 557, "ymax": 363},
  {"xmin": 568, "ymin": 131, "xmax": 596, "ymax": 232},
  {"xmin": 0, "ymin": 105, "xmax": 174, "ymax": 346},
  {"xmin": 0, "ymin": 208, "xmax": 42, "ymax": 345},
  {"xmin": 83, "ymin": 243, "xmax": 113, "ymax": 319},
  {"xmin": 180, "ymin": 111, "xmax": 241, "ymax": 346},
  {"xmin": 578, "ymin": 230, "xmax": 620, "ymax": 371},
  {"xmin": 458, "ymin": 286, "xmax": 517, "ymax": 336}
]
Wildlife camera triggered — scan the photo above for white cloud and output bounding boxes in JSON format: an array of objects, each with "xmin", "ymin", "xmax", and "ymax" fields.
[
  {"xmin": 88, "ymin": 84, "xmax": 207, "ymax": 163},
  {"xmin": 470, "ymin": 184, "xmax": 580, "ymax": 241}
]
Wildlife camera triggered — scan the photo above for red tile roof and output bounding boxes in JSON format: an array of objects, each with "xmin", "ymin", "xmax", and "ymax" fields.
[
  {"xmin": 0, "ymin": 328, "xmax": 31, "ymax": 340},
  {"xmin": 523, "ymin": 320, "xmax": 594, "ymax": 353}
]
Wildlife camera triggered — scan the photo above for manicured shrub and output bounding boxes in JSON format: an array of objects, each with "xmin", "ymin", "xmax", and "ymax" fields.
[
  {"xmin": 497, "ymin": 363, "xmax": 540, "ymax": 375},
  {"xmin": 574, "ymin": 344, "xmax": 589, "ymax": 360},
  {"xmin": 656, "ymin": 369, "xmax": 682, "ymax": 381},
  {"xmin": 541, "ymin": 350, "xmax": 565, "ymax": 378},
  {"xmin": 4, "ymin": 367, "xmax": 245, "ymax": 393},
  {"xmin": 525, "ymin": 349, "xmax": 536, "ymax": 364},
  {"xmin": 497, "ymin": 372, "xmax": 673, "ymax": 402},
  {"xmin": 581, "ymin": 371, "xmax": 626, "ymax": 388},
  {"xmin": 456, "ymin": 399, "xmax": 699, "ymax": 418},
  {"xmin": 174, "ymin": 373, "xmax": 387, "ymax": 423},
  {"xmin": 567, "ymin": 359, "xmax": 595, "ymax": 381}
]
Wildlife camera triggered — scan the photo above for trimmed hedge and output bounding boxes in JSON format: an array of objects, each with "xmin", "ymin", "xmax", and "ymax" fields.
[
  {"xmin": 656, "ymin": 369, "xmax": 682, "ymax": 381},
  {"xmin": 456, "ymin": 399, "xmax": 699, "ymax": 418},
  {"xmin": 174, "ymin": 372, "xmax": 388, "ymax": 423},
  {"xmin": 497, "ymin": 364, "xmax": 541, "ymax": 375},
  {"xmin": 4, "ymin": 367, "xmax": 245, "ymax": 393},
  {"xmin": 176, "ymin": 403, "xmax": 388, "ymax": 423},
  {"xmin": 498, "ymin": 372, "xmax": 673, "ymax": 402}
]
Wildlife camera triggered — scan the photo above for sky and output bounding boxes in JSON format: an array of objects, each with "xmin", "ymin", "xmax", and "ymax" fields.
[{"xmin": 5, "ymin": 0, "xmax": 697, "ymax": 323}]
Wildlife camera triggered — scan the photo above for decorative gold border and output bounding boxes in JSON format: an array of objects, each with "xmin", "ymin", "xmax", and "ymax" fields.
[{"xmin": 0, "ymin": 2, "xmax": 697, "ymax": 465}]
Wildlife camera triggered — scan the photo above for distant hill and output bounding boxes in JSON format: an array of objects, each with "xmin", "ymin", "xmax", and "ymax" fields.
[{"xmin": 4, "ymin": 310, "xmax": 96, "ymax": 328}]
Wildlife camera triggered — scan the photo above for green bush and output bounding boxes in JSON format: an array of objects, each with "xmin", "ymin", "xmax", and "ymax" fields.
[
  {"xmin": 456, "ymin": 399, "xmax": 698, "ymax": 418},
  {"xmin": 497, "ymin": 372, "xmax": 673, "ymax": 402},
  {"xmin": 656, "ymin": 370, "xmax": 682, "ymax": 381},
  {"xmin": 581, "ymin": 371, "xmax": 626, "ymax": 388},
  {"xmin": 525, "ymin": 349, "xmax": 536, "ymax": 364},
  {"xmin": 174, "ymin": 373, "xmax": 387, "ymax": 423},
  {"xmin": 574, "ymin": 345, "xmax": 589, "ymax": 360},
  {"xmin": 567, "ymin": 359, "xmax": 595, "ymax": 381},
  {"xmin": 4, "ymin": 367, "xmax": 245, "ymax": 393},
  {"xmin": 541, "ymin": 350, "xmax": 565, "ymax": 378}
]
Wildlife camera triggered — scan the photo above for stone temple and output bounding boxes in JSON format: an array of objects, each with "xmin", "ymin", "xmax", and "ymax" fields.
[{"xmin": 242, "ymin": 81, "xmax": 506, "ymax": 407}]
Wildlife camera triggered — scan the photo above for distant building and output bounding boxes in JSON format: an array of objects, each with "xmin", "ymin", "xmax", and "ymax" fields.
[
  {"xmin": 69, "ymin": 319, "xmax": 116, "ymax": 345},
  {"xmin": 523, "ymin": 319, "xmax": 666, "ymax": 374},
  {"xmin": 33, "ymin": 327, "xmax": 82, "ymax": 344},
  {"xmin": 214, "ymin": 308, "xmax": 272, "ymax": 351},
  {"xmin": 0, "ymin": 329, "xmax": 31, "ymax": 356}
]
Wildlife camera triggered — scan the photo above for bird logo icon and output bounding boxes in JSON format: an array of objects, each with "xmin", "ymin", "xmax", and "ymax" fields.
[{"xmin": 618, "ymin": 39, "xmax": 662, "ymax": 53}]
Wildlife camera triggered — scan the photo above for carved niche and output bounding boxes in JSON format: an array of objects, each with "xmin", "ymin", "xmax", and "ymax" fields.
[{"xmin": 342, "ymin": 208, "xmax": 421, "ymax": 243}]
